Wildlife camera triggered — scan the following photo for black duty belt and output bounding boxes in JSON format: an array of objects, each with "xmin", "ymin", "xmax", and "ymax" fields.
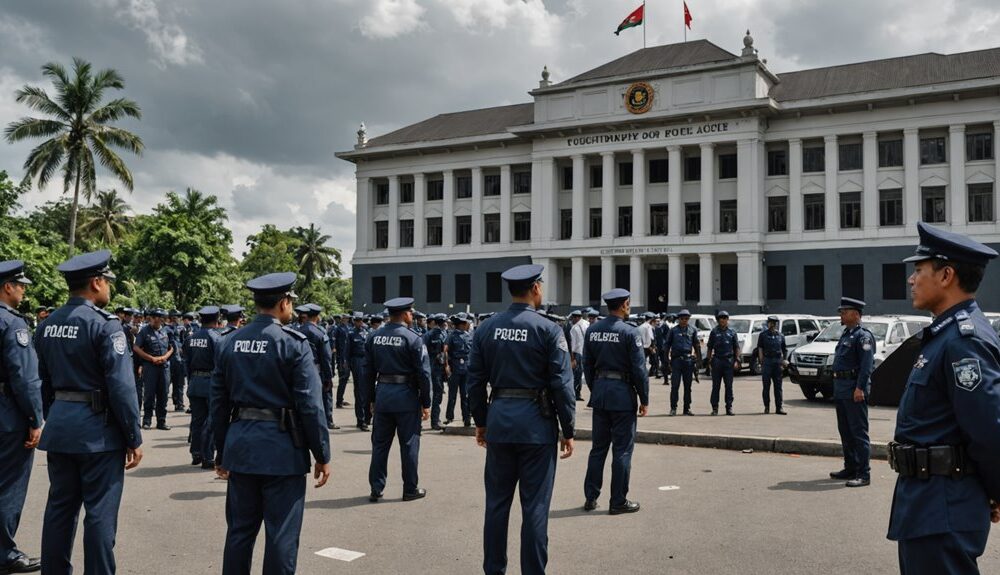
[
  {"xmin": 54, "ymin": 390, "xmax": 95, "ymax": 403},
  {"xmin": 888, "ymin": 442, "xmax": 976, "ymax": 480},
  {"xmin": 191, "ymin": 370, "xmax": 213, "ymax": 378},
  {"xmin": 236, "ymin": 407, "xmax": 282, "ymax": 422},
  {"xmin": 597, "ymin": 370, "xmax": 626, "ymax": 380},
  {"xmin": 492, "ymin": 388, "xmax": 539, "ymax": 400},
  {"xmin": 712, "ymin": 355, "xmax": 734, "ymax": 361},
  {"xmin": 378, "ymin": 374, "xmax": 410, "ymax": 384},
  {"xmin": 833, "ymin": 370, "xmax": 859, "ymax": 379},
  {"xmin": 763, "ymin": 352, "xmax": 782, "ymax": 359}
]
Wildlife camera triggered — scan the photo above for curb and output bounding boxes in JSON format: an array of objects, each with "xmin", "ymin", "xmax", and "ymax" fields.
[{"xmin": 440, "ymin": 425, "xmax": 888, "ymax": 460}]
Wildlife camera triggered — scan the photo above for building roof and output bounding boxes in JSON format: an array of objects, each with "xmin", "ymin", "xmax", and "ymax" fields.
[
  {"xmin": 365, "ymin": 103, "xmax": 534, "ymax": 147},
  {"xmin": 556, "ymin": 40, "xmax": 739, "ymax": 87}
]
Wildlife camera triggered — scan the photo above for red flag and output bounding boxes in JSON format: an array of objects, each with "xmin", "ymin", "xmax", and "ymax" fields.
[
  {"xmin": 614, "ymin": 4, "xmax": 644, "ymax": 36},
  {"xmin": 684, "ymin": 1, "xmax": 693, "ymax": 29}
]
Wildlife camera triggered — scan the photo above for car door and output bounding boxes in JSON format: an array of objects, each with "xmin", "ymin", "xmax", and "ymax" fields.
[
  {"xmin": 781, "ymin": 319, "xmax": 799, "ymax": 352},
  {"xmin": 798, "ymin": 319, "xmax": 820, "ymax": 345}
]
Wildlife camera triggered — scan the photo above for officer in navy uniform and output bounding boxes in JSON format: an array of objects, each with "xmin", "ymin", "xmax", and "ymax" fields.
[
  {"xmin": 365, "ymin": 297, "xmax": 432, "ymax": 502},
  {"xmin": 220, "ymin": 305, "xmax": 245, "ymax": 334},
  {"xmin": 654, "ymin": 314, "xmax": 670, "ymax": 383},
  {"xmin": 582, "ymin": 288, "xmax": 648, "ymax": 515},
  {"xmin": 34, "ymin": 250, "xmax": 143, "ymax": 574},
  {"xmin": 211, "ymin": 272, "xmax": 331, "ymax": 575},
  {"xmin": 467, "ymin": 264, "xmax": 576, "ymax": 575},
  {"xmin": 706, "ymin": 311, "xmax": 740, "ymax": 416},
  {"xmin": 757, "ymin": 316, "xmax": 787, "ymax": 415},
  {"xmin": 133, "ymin": 308, "xmax": 174, "ymax": 430},
  {"xmin": 344, "ymin": 312, "xmax": 372, "ymax": 430},
  {"xmin": 411, "ymin": 311, "xmax": 427, "ymax": 336},
  {"xmin": 888, "ymin": 222, "xmax": 1000, "ymax": 574},
  {"xmin": 0, "ymin": 261, "xmax": 43, "ymax": 574},
  {"xmin": 297, "ymin": 304, "xmax": 339, "ymax": 431},
  {"xmin": 444, "ymin": 312, "xmax": 473, "ymax": 427},
  {"xmin": 829, "ymin": 297, "xmax": 875, "ymax": 487},
  {"xmin": 333, "ymin": 314, "xmax": 351, "ymax": 409},
  {"xmin": 166, "ymin": 310, "xmax": 186, "ymax": 412},
  {"xmin": 422, "ymin": 314, "xmax": 448, "ymax": 430},
  {"xmin": 664, "ymin": 309, "xmax": 701, "ymax": 416},
  {"xmin": 183, "ymin": 306, "xmax": 223, "ymax": 469}
]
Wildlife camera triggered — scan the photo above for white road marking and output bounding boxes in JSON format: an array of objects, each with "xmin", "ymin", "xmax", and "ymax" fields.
[
  {"xmin": 658, "ymin": 485, "xmax": 680, "ymax": 491},
  {"xmin": 316, "ymin": 547, "xmax": 366, "ymax": 562}
]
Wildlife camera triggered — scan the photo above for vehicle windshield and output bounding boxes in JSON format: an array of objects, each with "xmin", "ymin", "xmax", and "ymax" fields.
[
  {"xmin": 694, "ymin": 318, "xmax": 717, "ymax": 330},
  {"xmin": 812, "ymin": 322, "xmax": 889, "ymax": 342},
  {"xmin": 729, "ymin": 319, "xmax": 751, "ymax": 333}
]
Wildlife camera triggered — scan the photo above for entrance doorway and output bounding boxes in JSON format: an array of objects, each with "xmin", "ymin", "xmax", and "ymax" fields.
[{"xmin": 647, "ymin": 269, "xmax": 668, "ymax": 312}]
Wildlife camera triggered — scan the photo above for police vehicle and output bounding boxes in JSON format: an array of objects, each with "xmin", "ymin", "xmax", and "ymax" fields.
[{"xmin": 729, "ymin": 314, "xmax": 822, "ymax": 374}]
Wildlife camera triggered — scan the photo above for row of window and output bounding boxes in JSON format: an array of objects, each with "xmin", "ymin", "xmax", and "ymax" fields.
[
  {"xmin": 766, "ymin": 263, "xmax": 910, "ymax": 302},
  {"xmin": 374, "ymin": 172, "xmax": 532, "ymax": 205},
  {"xmin": 371, "ymin": 272, "xmax": 505, "ymax": 305}
]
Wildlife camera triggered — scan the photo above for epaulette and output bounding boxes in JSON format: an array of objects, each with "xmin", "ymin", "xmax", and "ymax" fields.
[
  {"xmin": 86, "ymin": 305, "xmax": 118, "ymax": 322},
  {"xmin": 282, "ymin": 325, "xmax": 308, "ymax": 340},
  {"xmin": 0, "ymin": 305, "xmax": 24, "ymax": 319},
  {"xmin": 958, "ymin": 320, "xmax": 977, "ymax": 337}
]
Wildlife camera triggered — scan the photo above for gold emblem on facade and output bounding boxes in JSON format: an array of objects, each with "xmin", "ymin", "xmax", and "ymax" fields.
[{"xmin": 625, "ymin": 82, "xmax": 654, "ymax": 114}]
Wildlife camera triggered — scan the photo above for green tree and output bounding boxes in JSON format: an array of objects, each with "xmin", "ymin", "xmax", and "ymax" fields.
[
  {"xmin": 79, "ymin": 188, "xmax": 130, "ymax": 245},
  {"xmin": 4, "ymin": 58, "xmax": 143, "ymax": 255},
  {"xmin": 293, "ymin": 223, "xmax": 342, "ymax": 286},
  {"xmin": 241, "ymin": 225, "xmax": 302, "ymax": 279}
]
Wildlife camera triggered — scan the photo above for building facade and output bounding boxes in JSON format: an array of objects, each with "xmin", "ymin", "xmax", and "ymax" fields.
[{"xmin": 338, "ymin": 34, "xmax": 1000, "ymax": 314}]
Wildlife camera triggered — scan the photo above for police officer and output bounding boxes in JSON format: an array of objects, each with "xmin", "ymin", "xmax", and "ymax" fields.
[
  {"xmin": 220, "ymin": 305, "xmax": 245, "ymax": 334},
  {"xmin": 34, "ymin": 250, "xmax": 143, "ymax": 574},
  {"xmin": 467, "ymin": 264, "xmax": 576, "ymax": 575},
  {"xmin": 0, "ymin": 261, "xmax": 43, "ymax": 574},
  {"xmin": 567, "ymin": 310, "xmax": 585, "ymax": 401},
  {"xmin": 411, "ymin": 311, "xmax": 427, "ymax": 336},
  {"xmin": 183, "ymin": 306, "xmax": 223, "ymax": 469},
  {"xmin": 888, "ymin": 222, "xmax": 1000, "ymax": 573},
  {"xmin": 297, "ymin": 304, "xmax": 339, "ymax": 431},
  {"xmin": 133, "ymin": 308, "xmax": 173, "ymax": 430},
  {"xmin": 706, "ymin": 311, "xmax": 740, "ymax": 416},
  {"xmin": 345, "ymin": 312, "xmax": 372, "ymax": 430},
  {"xmin": 654, "ymin": 313, "xmax": 670, "ymax": 383},
  {"xmin": 582, "ymin": 288, "xmax": 648, "ymax": 514},
  {"xmin": 665, "ymin": 309, "xmax": 701, "ymax": 416},
  {"xmin": 757, "ymin": 316, "xmax": 787, "ymax": 415},
  {"xmin": 333, "ymin": 314, "xmax": 351, "ymax": 408},
  {"xmin": 445, "ymin": 313, "xmax": 473, "ymax": 426},
  {"xmin": 423, "ymin": 314, "xmax": 448, "ymax": 430},
  {"xmin": 166, "ymin": 310, "xmax": 187, "ymax": 412},
  {"xmin": 365, "ymin": 298, "xmax": 431, "ymax": 501},
  {"xmin": 211, "ymin": 272, "xmax": 331, "ymax": 575},
  {"xmin": 828, "ymin": 297, "xmax": 874, "ymax": 487}
]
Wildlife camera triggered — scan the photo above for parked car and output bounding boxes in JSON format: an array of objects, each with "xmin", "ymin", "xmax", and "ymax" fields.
[
  {"xmin": 985, "ymin": 312, "xmax": 1000, "ymax": 335},
  {"xmin": 729, "ymin": 315, "xmax": 822, "ymax": 374},
  {"xmin": 788, "ymin": 315, "xmax": 931, "ymax": 400},
  {"xmin": 688, "ymin": 314, "xmax": 717, "ymax": 357}
]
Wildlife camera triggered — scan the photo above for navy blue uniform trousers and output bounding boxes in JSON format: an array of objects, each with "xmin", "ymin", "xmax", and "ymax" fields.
[
  {"xmin": 584, "ymin": 409, "xmax": 637, "ymax": 507},
  {"xmin": 484, "ymin": 442, "xmax": 557, "ymax": 575},
  {"xmin": 369, "ymin": 410, "xmax": 421, "ymax": 494},
  {"xmin": 761, "ymin": 360, "xmax": 784, "ymax": 409},
  {"xmin": 669, "ymin": 357, "xmax": 694, "ymax": 410},
  {"xmin": 0, "ymin": 432, "xmax": 33, "ymax": 565},
  {"xmin": 835, "ymin": 398, "xmax": 870, "ymax": 479},
  {"xmin": 446, "ymin": 372, "xmax": 470, "ymax": 424},
  {"xmin": 336, "ymin": 360, "xmax": 350, "ymax": 405},
  {"xmin": 170, "ymin": 359, "xmax": 185, "ymax": 409},
  {"xmin": 41, "ymin": 450, "xmax": 125, "ymax": 575},
  {"xmin": 188, "ymin": 396, "xmax": 214, "ymax": 462},
  {"xmin": 572, "ymin": 353, "xmax": 583, "ymax": 398},
  {"xmin": 430, "ymin": 368, "xmax": 445, "ymax": 427},
  {"xmin": 142, "ymin": 364, "xmax": 170, "ymax": 424},
  {"xmin": 349, "ymin": 358, "xmax": 370, "ymax": 426},
  {"xmin": 223, "ymin": 472, "xmax": 305, "ymax": 575},
  {"xmin": 898, "ymin": 530, "xmax": 989, "ymax": 575},
  {"xmin": 710, "ymin": 357, "xmax": 735, "ymax": 410},
  {"xmin": 322, "ymin": 383, "xmax": 334, "ymax": 426}
]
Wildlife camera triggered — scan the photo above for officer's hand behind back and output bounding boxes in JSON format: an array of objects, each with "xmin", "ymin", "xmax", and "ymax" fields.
[
  {"xmin": 560, "ymin": 438, "xmax": 574, "ymax": 459},
  {"xmin": 125, "ymin": 447, "xmax": 143, "ymax": 470},
  {"xmin": 24, "ymin": 427, "xmax": 41, "ymax": 449},
  {"xmin": 990, "ymin": 500, "xmax": 999, "ymax": 524},
  {"xmin": 421, "ymin": 408, "xmax": 429, "ymax": 421},
  {"xmin": 475, "ymin": 426, "xmax": 487, "ymax": 448},
  {"xmin": 638, "ymin": 405, "xmax": 648, "ymax": 418},
  {"xmin": 314, "ymin": 462, "xmax": 331, "ymax": 488}
]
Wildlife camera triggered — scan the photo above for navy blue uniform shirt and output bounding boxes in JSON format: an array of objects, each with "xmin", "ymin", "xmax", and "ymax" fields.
[
  {"xmin": 707, "ymin": 326, "xmax": 740, "ymax": 360},
  {"xmin": 345, "ymin": 326, "xmax": 369, "ymax": 360},
  {"xmin": 446, "ymin": 329, "xmax": 473, "ymax": 374},
  {"xmin": 422, "ymin": 327, "xmax": 447, "ymax": 371},
  {"xmin": 364, "ymin": 322, "xmax": 432, "ymax": 413},
  {"xmin": 0, "ymin": 302, "xmax": 43, "ymax": 432},
  {"xmin": 665, "ymin": 324, "xmax": 699, "ymax": 357},
  {"xmin": 134, "ymin": 324, "xmax": 171, "ymax": 366},
  {"xmin": 298, "ymin": 322, "xmax": 334, "ymax": 382},
  {"xmin": 582, "ymin": 316, "xmax": 649, "ymax": 411},
  {"xmin": 757, "ymin": 329, "xmax": 787, "ymax": 360},
  {"xmin": 183, "ymin": 326, "xmax": 222, "ymax": 397},
  {"xmin": 832, "ymin": 324, "xmax": 875, "ymax": 398}
]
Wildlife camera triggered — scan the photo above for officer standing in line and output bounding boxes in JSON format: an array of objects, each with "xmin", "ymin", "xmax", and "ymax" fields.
[
  {"xmin": 654, "ymin": 313, "xmax": 670, "ymax": 382},
  {"xmin": 423, "ymin": 314, "xmax": 448, "ymax": 431},
  {"xmin": 297, "ymin": 304, "xmax": 339, "ymax": 431},
  {"xmin": 757, "ymin": 316, "xmax": 788, "ymax": 415},
  {"xmin": 220, "ymin": 305, "xmax": 245, "ymax": 334},
  {"xmin": 211, "ymin": 272, "xmax": 331, "ymax": 575},
  {"xmin": 582, "ymin": 288, "xmax": 648, "ymax": 515},
  {"xmin": 166, "ymin": 310, "xmax": 187, "ymax": 412},
  {"xmin": 829, "ymin": 298, "xmax": 874, "ymax": 487},
  {"xmin": 412, "ymin": 311, "xmax": 427, "ymax": 336},
  {"xmin": 0, "ymin": 261, "xmax": 43, "ymax": 574},
  {"xmin": 114, "ymin": 307, "xmax": 139, "ymax": 406},
  {"xmin": 183, "ymin": 306, "xmax": 223, "ymax": 469},
  {"xmin": 647, "ymin": 314, "xmax": 661, "ymax": 379},
  {"xmin": 706, "ymin": 311, "xmax": 740, "ymax": 416},
  {"xmin": 133, "ymin": 309, "xmax": 173, "ymax": 430},
  {"xmin": 567, "ymin": 310, "xmax": 585, "ymax": 401},
  {"xmin": 665, "ymin": 309, "xmax": 701, "ymax": 416},
  {"xmin": 333, "ymin": 314, "xmax": 352, "ymax": 409},
  {"xmin": 365, "ymin": 298, "xmax": 431, "ymax": 502},
  {"xmin": 346, "ymin": 312, "xmax": 372, "ymax": 431},
  {"xmin": 34, "ymin": 250, "xmax": 143, "ymax": 574},
  {"xmin": 887, "ymin": 222, "xmax": 1000, "ymax": 573},
  {"xmin": 444, "ymin": 313, "xmax": 473, "ymax": 427},
  {"xmin": 467, "ymin": 264, "xmax": 576, "ymax": 575}
]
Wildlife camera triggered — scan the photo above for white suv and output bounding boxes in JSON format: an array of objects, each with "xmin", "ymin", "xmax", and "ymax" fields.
[{"xmin": 728, "ymin": 315, "xmax": 822, "ymax": 374}]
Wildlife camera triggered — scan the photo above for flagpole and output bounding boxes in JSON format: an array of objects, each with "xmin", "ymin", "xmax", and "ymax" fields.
[
  {"xmin": 683, "ymin": 1, "xmax": 687, "ymax": 42},
  {"xmin": 643, "ymin": 1, "xmax": 646, "ymax": 48}
]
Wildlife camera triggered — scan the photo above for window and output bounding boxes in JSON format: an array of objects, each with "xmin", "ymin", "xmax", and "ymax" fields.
[
  {"xmin": 561, "ymin": 166, "xmax": 573, "ymax": 190},
  {"xmin": 618, "ymin": 162, "xmax": 633, "ymax": 186},
  {"xmin": 484, "ymin": 174, "xmax": 501, "ymax": 197},
  {"xmin": 486, "ymin": 272, "xmax": 502, "ymax": 303},
  {"xmin": 839, "ymin": 143, "xmax": 862, "ymax": 171},
  {"xmin": 720, "ymin": 264, "xmax": 737, "ymax": 301},
  {"xmin": 840, "ymin": 192, "xmax": 862, "ymax": 229},
  {"xmin": 427, "ymin": 179, "xmax": 444, "ymax": 201},
  {"xmin": 799, "ymin": 319, "xmax": 820, "ymax": 333},
  {"xmin": 589, "ymin": 208, "xmax": 602, "ymax": 238},
  {"xmin": 969, "ymin": 183, "xmax": 994, "ymax": 223},
  {"xmin": 455, "ymin": 215, "xmax": 472, "ymax": 245},
  {"xmin": 455, "ymin": 274, "xmax": 471, "ymax": 304},
  {"xmin": 426, "ymin": 274, "xmax": 441, "ymax": 303},
  {"xmin": 804, "ymin": 194, "xmax": 825, "ymax": 230},
  {"xmin": 399, "ymin": 219, "xmax": 414, "ymax": 248},
  {"xmin": 803, "ymin": 146, "xmax": 825, "ymax": 173},
  {"xmin": 684, "ymin": 264, "xmax": 699, "ymax": 301},
  {"xmin": 426, "ymin": 217, "xmax": 443, "ymax": 246},
  {"xmin": 882, "ymin": 263, "xmax": 907, "ymax": 300},
  {"xmin": 513, "ymin": 171, "xmax": 531, "ymax": 195},
  {"xmin": 878, "ymin": 139, "xmax": 903, "ymax": 167},
  {"xmin": 921, "ymin": 186, "xmax": 946, "ymax": 223},
  {"xmin": 766, "ymin": 265, "xmax": 787, "ymax": 300},
  {"xmin": 685, "ymin": 203, "xmax": 701, "ymax": 235},
  {"xmin": 649, "ymin": 159, "xmax": 668, "ymax": 183},
  {"xmin": 842, "ymin": 264, "xmax": 864, "ymax": 300},
  {"xmin": 375, "ymin": 182, "xmax": 389, "ymax": 205},
  {"xmin": 719, "ymin": 200, "xmax": 737, "ymax": 233},
  {"xmin": 400, "ymin": 182, "xmax": 414, "ymax": 203},
  {"xmin": 768, "ymin": 196, "xmax": 788, "ymax": 232},
  {"xmin": 590, "ymin": 165, "xmax": 603, "ymax": 188},
  {"xmin": 560, "ymin": 209, "xmax": 572, "ymax": 240},
  {"xmin": 804, "ymin": 265, "xmax": 825, "ymax": 300},
  {"xmin": 781, "ymin": 320, "xmax": 797, "ymax": 336},
  {"xmin": 483, "ymin": 213, "xmax": 500, "ymax": 243},
  {"xmin": 374, "ymin": 221, "xmax": 389, "ymax": 249},
  {"xmin": 456, "ymin": 176, "xmax": 472, "ymax": 199},
  {"xmin": 588, "ymin": 264, "xmax": 602, "ymax": 303},
  {"xmin": 920, "ymin": 137, "xmax": 946, "ymax": 165},
  {"xmin": 718, "ymin": 153, "xmax": 737, "ymax": 179},
  {"xmin": 615, "ymin": 265, "xmax": 630, "ymax": 291},
  {"xmin": 684, "ymin": 155, "xmax": 701, "ymax": 181},
  {"xmin": 650, "ymin": 204, "xmax": 668, "ymax": 235},
  {"xmin": 617, "ymin": 206, "xmax": 632, "ymax": 237},
  {"xmin": 767, "ymin": 149, "xmax": 788, "ymax": 176},
  {"xmin": 513, "ymin": 212, "xmax": 531, "ymax": 241},
  {"xmin": 372, "ymin": 276, "xmax": 386, "ymax": 303},
  {"xmin": 399, "ymin": 275, "xmax": 413, "ymax": 298},
  {"xmin": 966, "ymin": 132, "xmax": 994, "ymax": 161},
  {"xmin": 879, "ymin": 189, "xmax": 903, "ymax": 226}
]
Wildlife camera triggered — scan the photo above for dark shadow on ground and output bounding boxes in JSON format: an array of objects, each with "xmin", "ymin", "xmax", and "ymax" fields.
[
  {"xmin": 170, "ymin": 491, "xmax": 226, "ymax": 501},
  {"xmin": 129, "ymin": 464, "xmax": 208, "ymax": 479},
  {"xmin": 305, "ymin": 496, "xmax": 376, "ymax": 510},
  {"xmin": 550, "ymin": 507, "xmax": 594, "ymax": 519},
  {"xmin": 768, "ymin": 479, "xmax": 846, "ymax": 492},
  {"xmin": 343, "ymin": 449, "xmax": 372, "ymax": 455}
]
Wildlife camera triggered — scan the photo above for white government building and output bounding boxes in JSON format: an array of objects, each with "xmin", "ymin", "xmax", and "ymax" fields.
[{"xmin": 337, "ymin": 33, "xmax": 1000, "ymax": 314}]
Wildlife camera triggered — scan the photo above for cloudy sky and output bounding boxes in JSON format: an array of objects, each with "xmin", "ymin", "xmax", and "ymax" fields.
[{"xmin": 2, "ymin": 0, "xmax": 999, "ymax": 275}]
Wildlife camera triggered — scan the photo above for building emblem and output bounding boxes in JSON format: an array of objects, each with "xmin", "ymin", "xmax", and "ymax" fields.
[{"xmin": 625, "ymin": 82, "xmax": 654, "ymax": 114}]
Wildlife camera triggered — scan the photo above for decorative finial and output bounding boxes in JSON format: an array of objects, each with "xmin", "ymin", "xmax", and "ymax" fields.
[
  {"xmin": 356, "ymin": 122, "xmax": 368, "ymax": 149},
  {"xmin": 741, "ymin": 29, "xmax": 757, "ymax": 58},
  {"xmin": 539, "ymin": 65, "xmax": 551, "ymax": 88}
]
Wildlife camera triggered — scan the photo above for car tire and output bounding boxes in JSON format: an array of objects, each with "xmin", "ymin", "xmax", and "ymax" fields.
[{"xmin": 799, "ymin": 384, "xmax": 819, "ymax": 401}]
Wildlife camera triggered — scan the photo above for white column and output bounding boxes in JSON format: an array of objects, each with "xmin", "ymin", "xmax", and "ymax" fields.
[
  {"xmin": 629, "ymin": 255, "xmax": 644, "ymax": 308},
  {"xmin": 737, "ymin": 252, "xmax": 762, "ymax": 306},
  {"xmin": 667, "ymin": 145, "xmax": 682, "ymax": 238},
  {"xmin": 537, "ymin": 258, "xmax": 555, "ymax": 303},
  {"xmin": 540, "ymin": 158, "xmax": 557, "ymax": 240},
  {"xmin": 824, "ymin": 135, "xmax": 838, "ymax": 232},
  {"xmin": 356, "ymin": 177, "xmax": 370, "ymax": 252},
  {"xmin": 500, "ymin": 165, "xmax": 512, "ymax": 244},
  {"xmin": 700, "ymin": 143, "xmax": 715, "ymax": 236},
  {"xmin": 471, "ymin": 167, "xmax": 482, "ymax": 247},
  {"xmin": 442, "ymin": 170, "xmax": 454, "ymax": 247},
  {"xmin": 601, "ymin": 256, "xmax": 614, "ymax": 296},
  {"xmin": 788, "ymin": 139, "xmax": 803, "ymax": 233},
  {"xmin": 949, "ymin": 124, "xmax": 966, "ymax": 226},
  {"xmin": 413, "ymin": 173, "xmax": 425, "ymax": 248},
  {"xmin": 862, "ymin": 132, "xmax": 878, "ymax": 232},
  {"xmin": 387, "ymin": 176, "xmax": 399, "ymax": 249},
  {"xmin": 667, "ymin": 253, "xmax": 682, "ymax": 306},
  {"xmin": 995, "ymin": 121, "xmax": 1000, "ymax": 222},
  {"xmin": 698, "ymin": 253, "xmax": 714, "ymax": 307},
  {"xmin": 571, "ymin": 256, "xmax": 586, "ymax": 307},
  {"xmin": 736, "ymin": 138, "xmax": 759, "ymax": 233},
  {"xmin": 530, "ymin": 160, "xmax": 543, "ymax": 242},
  {"xmin": 904, "ymin": 128, "xmax": 920, "ymax": 233},
  {"xmin": 571, "ymin": 155, "xmax": 586, "ymax": 240},
  {"xmin": 601, "ymin": 152, "xmax": 616, "ymax": 240},
  {"xmin": 632, "ymin": 149, "xmax": 647, "ymax": 237}
]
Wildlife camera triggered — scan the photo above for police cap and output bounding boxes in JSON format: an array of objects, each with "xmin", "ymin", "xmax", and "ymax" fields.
[
  {"xmin": 0, "ymin": 260, "xmax": 31, "ymax": 285},
  {"xmin": 148, "ymin": 308, "xmax": 167, "ymax": 318},
  {"xmin": 501, "ymin": 264, "xmax": 543, "ymax": 291},
  {"xmin": 643, "ymin": 311, "xmax": 656, "ymax": 320},
  {"xmin": 767, "ymin": 315, "xmax": 779, "ymax": 323},
  {"xmin": 570, "ymin": 309, "xmax": 582, "ymax": 317},
  {"xmin": 198, "ymin": 305, "xmax": 221, "ymax": 319},
  {"xmin": 221, "ymin": 304, "xmax": 244, "ymax": 319},
  {"xmin": 352, "ymin": 311, "xmax": 365, "ymax": 321},
  {"xmin": 246, "ymin": 272, "xmax": 298, "ymax": 298},
  {"xmin": 369, "ymin": 314, "xmax": 383, "ymax": 323},
  {"xmin": 56, "ymin": 249, "xmax": 116, "ymax": 282},
  {"xmin": 838, "ymin": 297, "xmax": 866, "ymax": 312},
  {"xmin": 586, "ymin": 308, "xmax": 600, "ymax": 317},
  {"xmin": 716, "ymin": 310, "xmax": 730, "ymax": 319},
  {"xmin": 904, "ymin": 221, "xmax": 999, "ymax": 266},
  {"xmin": 601, "ymin": 288, "xmax": 630, "ymax": 307},
  {"xmin": 384, "ymin": 297, "xmax": 415, "ymax": 313},
  {"xmin": 294, "ymin": 304, "xmax": 310, "ymax": 315},
  {"xmin": 676, "ymin": 309, "xmax": 691, "ymax": 318},
  {"xmin": 413, "ymin": 311, "xmax": 426, "ymax": 319}
]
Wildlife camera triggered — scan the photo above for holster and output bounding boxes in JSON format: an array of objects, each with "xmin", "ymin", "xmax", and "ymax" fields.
[
  {"xmin": 538, "ymin": 388, "xmax": 554, "ymax": 419},
  {"xmin": 281, "ymin": 408, "xmax": 304, "ymax": 449}
]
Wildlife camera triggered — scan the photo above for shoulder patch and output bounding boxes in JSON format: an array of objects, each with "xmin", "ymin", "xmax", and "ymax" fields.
[
  {"xmin": 959, "ymin": 322, "xmax": 976, "ymax": 337},
  {"xmin": 952, "ymin": 358, "xmax": 982, "ymax": 392},
  {"xmin": 955, "ymin": 311, "xmax": 970, "ymax": 321},
  {"xmin": 15, "ymin": 328, "xmax": 30, "ymax": 347},
  {"xmin": 110, "ymin": 331, "xmax": 127, "ymax": 355},
  {"xmin": 635, "ymin": 334, "xmax": 643, "ymax": 348},
  {"xmin": 282, "ymin": 325, "xmax": 308, "ymax": 340}
]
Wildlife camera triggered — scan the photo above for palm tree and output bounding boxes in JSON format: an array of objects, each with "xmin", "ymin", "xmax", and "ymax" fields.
[
  {"xmin": 4, "ymin": 58, "xmax": 143, "ymax": 255},
  {"xmin": 293, "ymin": 223, "xmax": 342, "ymax": 286},
  {"xmin": 79, "ymin": 188, "xmax": 130, "ymax": 245},
  {"xmin": 165, "ymin": 187, "xmax": 226, "ymax": 227}
]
